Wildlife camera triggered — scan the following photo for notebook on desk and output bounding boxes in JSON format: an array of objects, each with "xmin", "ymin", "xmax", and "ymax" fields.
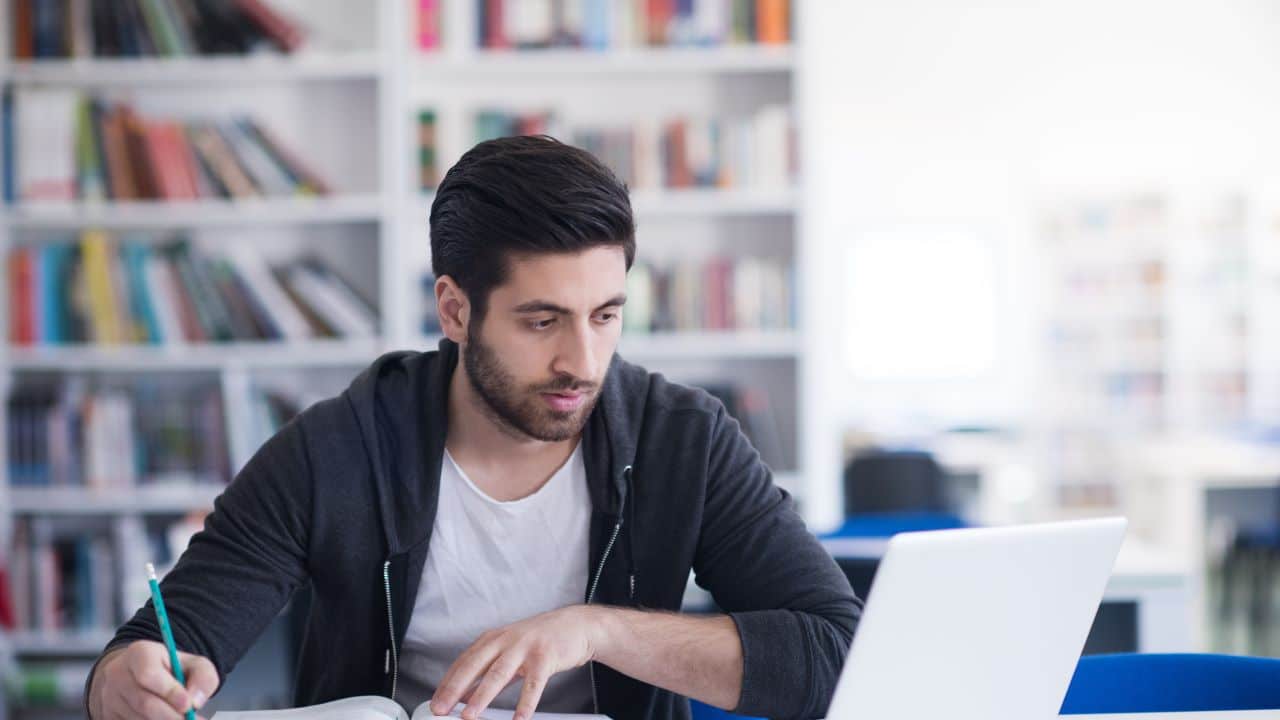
[{"xmin": 212, "ymin": 697, "xmax": 610, "ymax": 720}]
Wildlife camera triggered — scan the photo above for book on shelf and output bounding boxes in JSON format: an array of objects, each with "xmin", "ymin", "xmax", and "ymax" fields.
[
  {"xmin": 5, "ymin": 514, "xmax": 205, "ymax": 642},
  {"xmin": 8, "ymin": 0, "xmax": 306, "ymax": 60},
  {"xmin": 0, "ymin": 562, "xmax": 16, "ymax": 628},
  {"xmin": 458, "ymin": 0, "xmax": 791, "ymax": 51},
  {"xmin": 417, "ymin": 0, "xmax": 441, "ymax": 51},
  {"xmin": 3, "ymin": 662, "xmax": 95, "ymax": 707},
  {"xmin": 462, "ymin": 106, "xmax": 795, "ymax": 191},
  {"xmin": 2, "ymin": 87, "xmax": 15, "ymax": 205},
  {"xmin": 5, "ymin": 89, "xmax": 330, "ymax": 206},
  {"xmin": 620, "ymin": 256, "xmax": 794, "ymax": 334},
  {"xmin": 418, "ymin": 110, "xmax": 439, "ymax": 192},
  {"xmin": 7, "ymin": 234, "xmax": 379, "ymax": 347},
  {"xmin": 7, "ymin": 518, "xmax": 118, "ymax": 635},
  {"xmin": 6, "ymin": 377, "xmax": 229, "ymax": 488}
]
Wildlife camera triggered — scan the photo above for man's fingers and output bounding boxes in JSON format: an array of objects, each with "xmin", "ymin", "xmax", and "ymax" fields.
[
  {"xmin": 137, "ymin": 693, "xmax": 187, "ymax": 720},
  {"xmin": 180, "ymin": 652, "xmax": 219, "ymax": 710},
  {"xmin": 513, "ymin": 670, "xmax": 550, "ymax": 720},
  {"xmin": 127, "ymin": 653, "xmax": 190, "ymax": 714},
  {"xmin": 461, "ymin": 657, "xmax": 521, "ymax": 720},
  {"xmin": 432, "ymin": 641, "xmax": 500, "ymax": 714}
]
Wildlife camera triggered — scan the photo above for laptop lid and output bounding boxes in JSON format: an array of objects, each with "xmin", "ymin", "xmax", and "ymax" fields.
[{"xmin": 825, "ymin": 517, "xmax": 1128, "ymax": 720}]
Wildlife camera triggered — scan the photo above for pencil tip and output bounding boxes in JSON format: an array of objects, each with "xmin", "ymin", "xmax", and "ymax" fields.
[{"xmin": 146, "ymin": 562, "xmax": 157, "ymax": 580}]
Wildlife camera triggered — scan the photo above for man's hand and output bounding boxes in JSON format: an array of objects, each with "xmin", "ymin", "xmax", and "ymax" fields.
[
  {"xmin": 88, "ymin": 640, "xmax": 219, "ymax": 720},
  {"xmin": 429, "ymin": 606, "xmax": 601, "ymax": 720}
]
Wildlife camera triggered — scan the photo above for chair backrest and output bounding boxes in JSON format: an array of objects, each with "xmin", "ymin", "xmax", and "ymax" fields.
[
  {"xmin": 1060, "ymin": 653, "xmax": 1280, "ymax": 714},
  {"xmin": 843, "ymin": 449, "xmax": 947, "ymax": 516}
]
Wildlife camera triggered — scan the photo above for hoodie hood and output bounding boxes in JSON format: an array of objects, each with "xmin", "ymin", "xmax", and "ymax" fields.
[{"xmin": 342, "ymin": 337, "xmax": 650, "ymax": 557}]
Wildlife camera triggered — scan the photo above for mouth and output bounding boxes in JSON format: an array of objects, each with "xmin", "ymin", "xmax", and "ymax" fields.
[{"xmin": 540, "ymin": 391, "xmax": 587, "ymax": 413}]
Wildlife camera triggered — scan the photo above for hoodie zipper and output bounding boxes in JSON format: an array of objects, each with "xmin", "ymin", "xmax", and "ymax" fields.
[
  {"xmin": 586, "ymin": 465, "xmax": 631, "ymax": 714},
  {"xmin": 383, "ymin": 560, "xmax": 399, "ymax": 701}
]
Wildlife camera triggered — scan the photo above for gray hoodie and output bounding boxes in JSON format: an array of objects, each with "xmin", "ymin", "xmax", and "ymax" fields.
[{"xmin": 93, "ymin": 339, "xmax": 862, "ymax": 720}]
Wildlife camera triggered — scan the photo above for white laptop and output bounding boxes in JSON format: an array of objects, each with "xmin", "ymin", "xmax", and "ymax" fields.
[{"xmin": 825, "ymin": 517, "xmax": 1128, "ymax": 720}]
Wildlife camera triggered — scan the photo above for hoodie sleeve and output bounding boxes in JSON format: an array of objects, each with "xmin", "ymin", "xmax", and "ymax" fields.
[
  {"xmin": 85, "ymin": 416, "xmax": 314, "ymax": 712},
  {"xmin": 692, "ymin": 404, "xmax": 863, "ymax": 720}
]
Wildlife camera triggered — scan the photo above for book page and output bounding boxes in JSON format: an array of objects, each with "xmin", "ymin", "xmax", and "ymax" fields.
[
  {"xmin": 410, "ymin": 704, "xmax": 610, "ymax": 720},
  {"xmin": 212, "ymin": 695, "xmax": 409, "ymax": 720}
]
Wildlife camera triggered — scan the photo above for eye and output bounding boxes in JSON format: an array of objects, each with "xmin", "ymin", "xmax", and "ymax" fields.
[
  {"xmin": 596, "ymin": 312, "xmax": 618, "ymax": 323},
  {"xmin": 530, "ymin": 318, "xmax": 556, "ymax": 330}
]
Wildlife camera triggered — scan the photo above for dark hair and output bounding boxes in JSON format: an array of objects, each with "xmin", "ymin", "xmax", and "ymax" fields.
[{"xmin": 429, "ymin": 135, "xmax": 636, "ymax": 319}]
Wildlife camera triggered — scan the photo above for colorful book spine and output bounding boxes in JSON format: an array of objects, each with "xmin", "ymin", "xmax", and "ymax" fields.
[{"xmin": 418, "ymin": 0, "xmax": 441, "ymax": 50}]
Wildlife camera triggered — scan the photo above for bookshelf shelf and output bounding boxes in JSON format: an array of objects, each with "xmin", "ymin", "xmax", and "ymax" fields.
[
  {"xmin": 6, "ymin": 53, "xmax": 384, "ymax": 86},
  {"xmin": 414, "ymin": 46, "xmax": 794, "ymax": 76},
  {"xmin": 6, "ymin": 339, "xmax": 383, "ymax": 371},
  {"xmin": 10, "ymin": 629, "xmax": 116, "ymax": 656},
  {"xmin": 629, "ymin": 188, "xmax": 798, "ymax": 217},
  {"xmin": 618, "ymin": 331, "xmax": 800, "ymax": 359},
  {"xmin": 3, "ymin": 195, "xmax": 386, "ymax": 230},
  {"xmin": 9, "ymin": 485, "xmax": 225, "ymax": 515}
]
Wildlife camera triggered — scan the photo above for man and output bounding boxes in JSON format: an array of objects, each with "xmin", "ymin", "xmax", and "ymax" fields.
[{"xmin": 86, "ymin": 136, "xmax": 861, "ymax": 720}]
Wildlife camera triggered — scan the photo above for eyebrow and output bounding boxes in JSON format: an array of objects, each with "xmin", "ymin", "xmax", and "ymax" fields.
[{"xmin": 512, "ymin": 294, "xmax": 627, "ymax": 315}]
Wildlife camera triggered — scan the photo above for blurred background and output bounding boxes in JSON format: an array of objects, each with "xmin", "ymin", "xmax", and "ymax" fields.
[{"xmin": 3, "ymin": 0, "xmax": 1280, "ymax": 717}]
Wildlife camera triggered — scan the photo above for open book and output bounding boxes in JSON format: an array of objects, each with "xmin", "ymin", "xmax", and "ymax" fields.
[{"xmin": 212, "ymin": 697, "xmax": 610, "ymax": 720}]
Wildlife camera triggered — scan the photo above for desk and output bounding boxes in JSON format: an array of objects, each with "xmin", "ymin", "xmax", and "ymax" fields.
[
  {"xmin": 821, "ymin": 535, "xmax": 1191, "ymax": 653},
  {"xmin": 1122, "ymin": 435, "xmax": 1280, "ymax": 649}
]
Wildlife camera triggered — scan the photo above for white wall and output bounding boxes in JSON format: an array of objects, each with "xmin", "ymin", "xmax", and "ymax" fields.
[{"xmin": 799, "ymin": 0, "xmax": 1280, "ymax": 528}]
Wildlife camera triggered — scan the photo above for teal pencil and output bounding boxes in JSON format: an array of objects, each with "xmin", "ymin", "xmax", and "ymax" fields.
[{"xmin": 147, "ymin": 562, "xmax": 198, "ymax": 720}]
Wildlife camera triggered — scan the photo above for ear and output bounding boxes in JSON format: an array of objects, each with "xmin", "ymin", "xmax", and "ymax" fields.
[{"xmin": 435, "ymin": 275, "xmax": 471, "ymax": 344}]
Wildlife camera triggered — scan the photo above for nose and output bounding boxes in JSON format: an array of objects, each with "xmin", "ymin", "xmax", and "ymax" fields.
[{"xmin": 552, "ymin": 319, "xmax": 599, "ymax": 384}]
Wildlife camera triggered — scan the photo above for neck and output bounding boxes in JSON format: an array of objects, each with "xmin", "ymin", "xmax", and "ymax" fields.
[{"xmin": 444, "ymin": 360, "xmax": 579, "ymax": 500}]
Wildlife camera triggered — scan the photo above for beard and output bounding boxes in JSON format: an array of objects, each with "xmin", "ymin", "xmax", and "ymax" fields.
[{"xmin": 463, "ymin": 323, "xmax": 601, "ymax": 442}]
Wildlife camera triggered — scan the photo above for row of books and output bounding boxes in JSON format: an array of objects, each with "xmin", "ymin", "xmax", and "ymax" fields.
[
  {"xmin": 7, "ymin": 379, "xmax": 229, "ymax": 487},
  {"xmin": 420, "ymin": 256, "xmax": 793, "ymax": 337},
  {"xmin": 420, "ymin": 106, "xmax": 793, "ymax": 192},
  {"xmin": 623, "ymin": 257, "xmax": 794, "ymax": 333},
  {"xmin": 6, "ymin": 521, "xmax": 118, "ymax": 635},
  {"xmin": 5, "ymin": 515, "xmax": 201, "ymax": 638},
  {"xmin": 4, "ymin": 89, "xmax": 329, "ymax": 205},
  {"xmin": 7, "ymin": 234, "xmax": 379, "ymax": 346},
  {"xmin": 9, "ymin": 0, "xmax": 304, "ymax": 59},
  {"xmin": 438, "ymin": 0, "xmax": 790, "ymax": 51}
]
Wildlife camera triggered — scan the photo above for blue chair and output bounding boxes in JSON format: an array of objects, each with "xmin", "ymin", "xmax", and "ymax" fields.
[
  {"xmin": 844, "ymin": 449, "xmax": 951, "ymax": 516},
  {"xmin": 689, "ymin": 699, "xmax": 763, "ymax": 720},
  {"xmin": 1060, "ymin": 653, "xmax": 1280, "ymax": 714},
  {"xmin": 825, "ymin": 511, "xmax": 968, "ymax": 539}
]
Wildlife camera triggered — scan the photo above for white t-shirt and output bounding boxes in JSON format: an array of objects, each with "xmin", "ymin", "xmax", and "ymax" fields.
[{"xmin": 398, "ymin": 443, "xmax": 595, "ymax": 712}]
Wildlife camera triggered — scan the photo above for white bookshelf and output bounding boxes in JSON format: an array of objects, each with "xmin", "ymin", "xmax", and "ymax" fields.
[
  {"xmin": 0, "ymin": 1, "xmax": 814, "ymax": 707},
  {"xmin": 393, "ymin": 1, "xmax": 807, "ymax": 500},
  {"xmin": 3, "ymin": 195, "xmax": 386, "ymax": 230},
  {"xmin": 5, "ymin": 52, "xmax": 383, "ymax": 85},
  {"xmin": 9, "ymin": 485, "xmax": 225, "ymax": 515},
  {"xmin": 415, "ymin": 45, "xmax": 795, "ymax": 75},
  {"xmin": 9, "ymin": 629, "xmax": 116, "ymax": 657},
  {"xmin": 6, "ymin": 339, "xmax": 383, "ymax": 371}
]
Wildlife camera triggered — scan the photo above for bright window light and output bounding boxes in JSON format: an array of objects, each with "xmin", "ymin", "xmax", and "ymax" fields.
[{"xmin": 842, "ymin": 227, "xmax": 999, "ymax": 381}]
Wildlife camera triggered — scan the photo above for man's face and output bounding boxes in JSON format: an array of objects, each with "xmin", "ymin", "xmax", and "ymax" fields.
[{"xmin": 463, "ymin": 246, "xmax": 628, "ymax": 442}]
